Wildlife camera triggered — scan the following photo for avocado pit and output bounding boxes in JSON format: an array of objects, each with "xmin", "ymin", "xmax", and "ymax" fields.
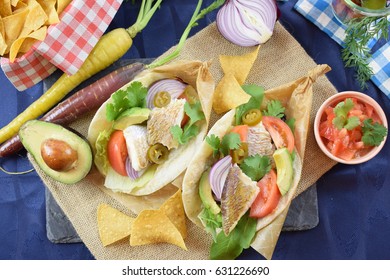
[{"xmin": 41, "ymin": 138, "xmax": 78, "ymax": 172}]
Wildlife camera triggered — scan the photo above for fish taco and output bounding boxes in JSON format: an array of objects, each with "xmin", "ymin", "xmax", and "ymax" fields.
[
  {"xmin": 182, "ymin": 65, "xmax": 330, "ymax": 259},
  {"xmin": 87, "ymin": 60, "xmax": 214, "ymax": 196}
]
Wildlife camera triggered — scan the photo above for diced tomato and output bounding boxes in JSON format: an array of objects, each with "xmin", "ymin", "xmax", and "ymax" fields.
[
  {"xmin": 365, "ymin": 103, "xmax": 374, "ymax": 118},
  {"xmin": 319, "ymin": 97, "xmax": 382, "ymax": 161},
  {"xmin": 250, "ymin": 169, "xmax": 281, "ymax": 218},
  {"xmin": 320, "ymin": 121, "xmax": 337, "ymax": 141},
  {"xmin": 181, "ymin": 113, "xmax": 190, "ymax": 127},
  {"xmin": 178, "ymin": 91, "xmax": 193, "ymax": 127},
  {"xmin": 262, "ymin": 116, "xmax": 295, "ymax": 153},
  {"xmin": 107, "ymin": 130, "xmax": 128, "ymax": 177},
  {"xmin": 230, "ymin": 125, "xmax": 249, "ymax": 142}
]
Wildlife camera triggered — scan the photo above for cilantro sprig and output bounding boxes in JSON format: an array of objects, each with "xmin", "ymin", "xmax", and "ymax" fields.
[
  {"xmin": 239, "ymin": 155, "xmax": 271, "ymax": 182},
  {"xmin": 262, "ymin": 100, "xmax": 285, "ymax": 119},
  {"xmin": 171, "ymin": 101, "xmax": 205, "ymax": 145},
  {"xmin": 235, "ymin": 85, "xmax": 264, "ymax": 125},
  {"xmin": 206, "ymin": 133, "xmax": 241, "ymax": 157},
  {"xmin": 106, "ymin": 81, "xmax": 148, "ymax": 121},
  {"xmin": 332, "ymin": 98, "xmax": 360, "ymax": 130},
  {"xmin": 362, "ymin": 118, "xmax": 388, "ymax": 146}
]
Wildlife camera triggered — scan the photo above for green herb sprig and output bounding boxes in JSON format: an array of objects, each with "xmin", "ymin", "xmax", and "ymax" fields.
[{"xmin": 342, "ymin": 16, "xmax": 390, "ymax": 89}]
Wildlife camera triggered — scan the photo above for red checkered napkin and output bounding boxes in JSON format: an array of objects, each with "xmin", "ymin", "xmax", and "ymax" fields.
[{"xmin": 1, "ymin": 0, "xmax": 123, "ymax": 91}]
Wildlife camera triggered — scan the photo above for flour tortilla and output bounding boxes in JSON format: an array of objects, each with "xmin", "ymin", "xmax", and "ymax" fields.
[
  {"xmin": 182, "ymin": 64, "xmax": 330, "ymax": 244},
  {"xmin": 87, "ymin": 60, "xmax": 214, "ymax": 196}
]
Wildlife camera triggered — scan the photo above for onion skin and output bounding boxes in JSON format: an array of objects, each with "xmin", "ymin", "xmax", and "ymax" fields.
[
  {"xmin": 216, "ymin": 0, "xmax": 277, "ymax": 47},
  {"xmin": 209, "ymin": 155, "xmax": 232, "ymax": 201},
  {"xmin": 146, "ymin": 79, "xmax": 187, "ymax": 109}
]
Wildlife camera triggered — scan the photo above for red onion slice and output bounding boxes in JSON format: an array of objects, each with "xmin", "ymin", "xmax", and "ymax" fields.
[
  {"xmin": 216, "ymin": 0, "xmax": 277, "ymax": 47},
  {"xmin": 126, "ymin": 156, "xmax": 141, "ymax": 180},
  {"xmin": 209, "ymin": 155, "xmax": 232, "ymax": 201},
  {"xmin": 146, "ymin": 79, "xmax": 187, "ymax": 109}
]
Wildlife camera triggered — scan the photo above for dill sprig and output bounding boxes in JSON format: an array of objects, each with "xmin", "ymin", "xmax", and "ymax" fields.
[{"xmin": 341, "ymin": 16, "xmax": 390, "ymax": 89}]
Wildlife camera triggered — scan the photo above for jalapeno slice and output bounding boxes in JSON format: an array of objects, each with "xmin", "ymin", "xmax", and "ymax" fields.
[
  {"xmin": 242, "ymin": 109, "xmax": 262, "ymax": 126},
  {"xmin": 231, "ymin": 142, "xmax": 248, "ymax": 164},
  {"xmin": 147, "ymin": 143, "xmax": 169, "ymax": 164},
  {"xmin": 153, "ymin": 91, "xmax": 171, "ymax": 108},
  {"xmin": 181, "ymin": 85, "xmax": 198, "ymax": 104}
]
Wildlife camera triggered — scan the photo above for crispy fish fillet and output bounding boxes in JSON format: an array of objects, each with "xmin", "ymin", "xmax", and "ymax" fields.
[
  {"xmin": 221, "ymin": 164, "xmax": 259, "ymax": 235},
  {"xmin": 147, "ymin": 99, "xmax": 186, "ymax": 150},
  {"xmin": 247, "ymin": 122, "xmax": 275, "ymax": 157},
  {"xmin": 123, "ymin": 125, "xmax": 149, "ymax": 171}
]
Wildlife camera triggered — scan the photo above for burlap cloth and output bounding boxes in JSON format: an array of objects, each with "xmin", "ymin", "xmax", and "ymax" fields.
[{"xmin": 30, "ymin": 22, "xmax": 337, "ymax": 259}]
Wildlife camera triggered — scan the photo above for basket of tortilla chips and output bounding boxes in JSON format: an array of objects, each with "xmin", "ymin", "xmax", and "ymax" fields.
[{"xmin": 0, "ymin": 0, "xmax": 122, "ymax": 91}]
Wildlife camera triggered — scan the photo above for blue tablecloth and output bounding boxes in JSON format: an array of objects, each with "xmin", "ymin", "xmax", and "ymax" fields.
[{"xmin": 1, "ymin": 0, "xmax": 390, "ymax": 260}]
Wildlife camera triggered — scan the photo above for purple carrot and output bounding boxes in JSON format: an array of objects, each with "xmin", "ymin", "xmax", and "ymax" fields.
[{"xmin": 0, "ymin": 62, "xmax": 144, "ymax": 157}]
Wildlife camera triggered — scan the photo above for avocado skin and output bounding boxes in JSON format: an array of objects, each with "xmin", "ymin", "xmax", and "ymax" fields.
[
  {"xmin": 199, "ymin": 169, "xmax": 221, "ymax": 215},
  {"xmin": 19, "ymin": 120, "xmax": 92, "ymax": 184}
]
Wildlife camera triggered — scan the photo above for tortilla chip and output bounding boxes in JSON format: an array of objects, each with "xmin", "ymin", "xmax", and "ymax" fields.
[
  {"xmin": 0, "ymin": 33, "xmax": 7, "ymax": 55},
  {"xmin": 0, "ymin": 0, "xmax": 12, "ymax": 17},
  {"xmin": 3, "ymin": 8, "xmax": 29, "ymax": 49},
  {"xmin": 0, "ymin": 16, "xmax": 4, "ymax": 38},
  {"xmin": 37, "ymin": 0, "xmax": 59, "ymax": 25},
  {"xmin": 213, "ymin": 73, "xmax": 251, "ymax": 114},
  {"xmin": 159, "ymin": 189, "xmax": 187, "ymax": 239},
  {"xmin": 130, "ymin": 209, "xmax": 187, "ymax": 250},
  {"xmin": 11, "ymin": 0, "xmax": 20, "ymax": 7},
  {"xmin": 9, "ymin": 25, "xmax": 46, "ymax": 61},
  {"xmin": 12, "ymin": 1, "xmax": 27, "ymax": 12},
  {"xmin": 56, "ymin": 0, "xmax": 72, "ymax": 16},
  {"xmin": 97, "ymin": 204, "xmax": 134, "ymax": 247},
  {"xmin": 24, "ymin": 0, "xmax": 48, "ymax": 32},
  {"xmin": 219, "ymin": 46, "xmax": 260, "ymax": 85}
]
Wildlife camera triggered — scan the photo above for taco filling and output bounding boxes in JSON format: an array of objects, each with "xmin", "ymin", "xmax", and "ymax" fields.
[
  {"xmin": 182, "ymin": 84, "xmax": 302, "ymax": 259},
  {"xmin": 89, "ymin": 61, "xmax": 214, "ymax": 197}
]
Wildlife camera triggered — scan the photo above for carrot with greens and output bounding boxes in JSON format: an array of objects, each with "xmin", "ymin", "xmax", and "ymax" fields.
[
  {"xmin": 148, "ymin": 0, "xmax": 225, "ymax": 69},
  {"xmin": 0, "ymin": 0, "xmax": 162, "ymax": 145},
  {"xmin": 0, "ymin": 62, "xmax": 145, "ymax": 158}
]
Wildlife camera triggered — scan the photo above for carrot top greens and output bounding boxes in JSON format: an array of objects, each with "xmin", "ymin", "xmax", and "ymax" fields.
[
  {"xmin": 126, "ymin": 0, "xmax": 164, "ymax": 38},
  {"xmin": 148, "ymin": 0, "xmax": 225, "ymax": 68}
]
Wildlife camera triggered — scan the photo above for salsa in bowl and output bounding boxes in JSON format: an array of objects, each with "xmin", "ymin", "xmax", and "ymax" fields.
[{"xmin": 314, "ymin": 91, "xmax": 388, "ymax": 164}]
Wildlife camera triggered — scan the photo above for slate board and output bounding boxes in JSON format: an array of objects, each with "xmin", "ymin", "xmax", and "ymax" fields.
[{"xmin": 43, "ymin": 58, "xmax": 319, "ymax": 243}]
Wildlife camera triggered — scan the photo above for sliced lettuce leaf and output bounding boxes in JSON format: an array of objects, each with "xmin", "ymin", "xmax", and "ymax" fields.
[{"xmin": 94, "ymin": 128, "xmax": 113, "ymax": 175}]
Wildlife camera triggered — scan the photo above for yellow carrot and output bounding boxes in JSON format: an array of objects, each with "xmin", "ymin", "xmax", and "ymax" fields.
[{"xmin": 0, "ymin": 0, "xmax": 162, "ymax": 145}]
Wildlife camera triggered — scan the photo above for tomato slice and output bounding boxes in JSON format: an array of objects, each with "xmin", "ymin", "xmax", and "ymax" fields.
[
  {"xmin": 107, "ymin": 130, "xmax": 128, "ymax": 177},
  {"xmin": 262, "ymin": 116, "xmax": 295, "ymax": 153},
  {"xmin": 250, "ymin": 169, "xmax": 281, "ymax": 218},
  {"xmin": 178, "ymin": 92, "xmax": 193, "ymax": 127},
  {"xmin": 230, "ymin": 125, "xmax": 248, "ymax": 142}
]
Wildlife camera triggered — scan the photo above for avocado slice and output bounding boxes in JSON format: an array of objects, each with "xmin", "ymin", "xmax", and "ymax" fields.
[
  {"xmin": 199, "ymin": 169, "xmax": 221, "ymax": 215},
  {"xmin": 113, "ymin": 107, "xmax": 150, "ymax": 130},
  {"xmin": 273, "ymin": 147, "xmax": 293, "ymax": 196},
  {"xmin": 19, "ymin": 120, "xmax": 92, "ymax": 184}
]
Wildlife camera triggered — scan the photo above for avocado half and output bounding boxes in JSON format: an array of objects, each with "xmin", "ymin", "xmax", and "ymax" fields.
[{"xmin": 19, "ymin": 120, "xmax": 92, "ymax": 184}]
